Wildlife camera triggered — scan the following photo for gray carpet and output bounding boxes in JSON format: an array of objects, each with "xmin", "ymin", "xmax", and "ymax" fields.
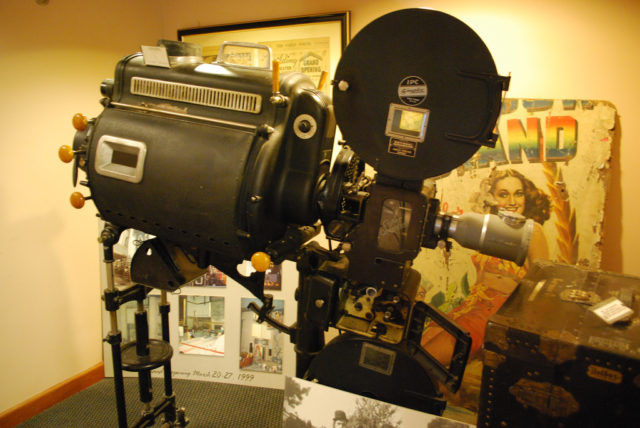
[{"xmin": 18, "ymin": 377, "xmax": 283, "ymax": 428}]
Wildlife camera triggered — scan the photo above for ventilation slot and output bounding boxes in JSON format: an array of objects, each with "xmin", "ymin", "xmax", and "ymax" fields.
[{"xmin": 130, "ymin": 77, "xmax": 262, "ymax": 114}]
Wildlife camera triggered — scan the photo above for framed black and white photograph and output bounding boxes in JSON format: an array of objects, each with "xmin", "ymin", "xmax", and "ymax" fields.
[{"xmin": 283, "ymin": 376, "xmax": 473, "ymax": 428}]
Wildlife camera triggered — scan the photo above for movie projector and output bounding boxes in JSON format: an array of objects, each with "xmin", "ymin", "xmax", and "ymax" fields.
[{"xmin": 59, "ymin": 8, "xmax": 529, "ymax": 426}]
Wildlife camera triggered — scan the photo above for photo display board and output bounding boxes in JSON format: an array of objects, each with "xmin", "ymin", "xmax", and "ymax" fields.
[{"xmin": 102, "ymin": 231, "xmax": 298, "ymax": 390}]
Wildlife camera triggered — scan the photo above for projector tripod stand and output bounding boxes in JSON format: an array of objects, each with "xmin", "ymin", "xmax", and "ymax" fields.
[{"xmin": 101, "ymin": 224, "xmax": 188, "ymax": 428}]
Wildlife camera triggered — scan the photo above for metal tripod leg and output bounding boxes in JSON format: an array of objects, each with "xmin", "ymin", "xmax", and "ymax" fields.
[
  {"xmin": 159, "ymin": 291, "xmax": 176, "ymax": 424},
  {"xmin": 102, "ymin": 237, "xmax": 129, "ymax": 428},
  {"xmin": 100, "ymin": 224, "xmax": 187, "ymax": 427}
]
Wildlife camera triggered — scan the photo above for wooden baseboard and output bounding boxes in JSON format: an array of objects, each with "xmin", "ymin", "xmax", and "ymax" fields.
[{"xmin": 0, "ymin": 362, "xmax": 104, "ymax": 428}]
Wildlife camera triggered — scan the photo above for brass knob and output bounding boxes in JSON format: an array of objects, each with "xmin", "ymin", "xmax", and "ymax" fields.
[
  {"xmin": 251, "ymin": 252, "xmax": 271, "ymax": 272},
  {"xmin": 70, "ymin": 192, "xmax": 87, "ymax": 209},
  {"xmin": 58, "ymin": 145, "xmax": 74, "ymax": 163},
  {"xmin": 72, "ymin": 113, "xmax": 88, "ymax": 131}
]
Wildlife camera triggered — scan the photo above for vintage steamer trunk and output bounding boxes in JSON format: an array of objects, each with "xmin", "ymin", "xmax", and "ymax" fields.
[{"xmin": 477, "ymin": 260, "xmax": 640, "ymax": 427}]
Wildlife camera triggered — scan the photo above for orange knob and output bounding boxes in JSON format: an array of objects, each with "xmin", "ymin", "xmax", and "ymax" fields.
[
  {"xmin": 70, "ymin": 192, "xmax": 86, "ymax": 209},
  {"xmin": 58, "ymin": 145, "xmax": 74, "ymax": 163},
  {"xmin": 72, "ymin": 113, "xmax": 88, "ymax": 131},
  {"xmin": 272, "ymin": 60, "xmax": 280, "ymax": 94},
  {"xmin": 317, "ymin": 70, "xmax": 328, "ymax": 91},
  {"xmin": 251, "ymin": 251, "xmax": 272, "ymax": 273}
]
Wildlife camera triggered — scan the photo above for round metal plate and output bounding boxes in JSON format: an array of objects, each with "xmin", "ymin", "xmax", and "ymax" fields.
[
  {"xmin": 333, "ymin": 8, "xmax": 502, "ymax": 181},
  {"xmin": 305, "ymin": 333, "xmax": 445, "ymax": 415},
  {"xmin": 121, "ymin": 339, "xmax": 173, "ymax": 371}
]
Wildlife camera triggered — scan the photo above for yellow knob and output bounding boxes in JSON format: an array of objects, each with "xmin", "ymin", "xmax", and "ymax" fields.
[
  {"xmin": 70, "ymin": 192, "xmax": 85, "ymax": 209},
  {"xmin": 58, "ymin": 145, "xmax": 74, "ymax": 163},
  {"xmin": 251, "ymin": 252, "xmax": 271, "ymax": 272},
  {"xmin": 72, "ymin": 113, "xmax": 88, "ymax": 131}
]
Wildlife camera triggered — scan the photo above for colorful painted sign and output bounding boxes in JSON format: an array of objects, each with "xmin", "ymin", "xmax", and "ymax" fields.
[{"xmin": 415, "ymin": 98, "xmax": 616, "ymax": 412}]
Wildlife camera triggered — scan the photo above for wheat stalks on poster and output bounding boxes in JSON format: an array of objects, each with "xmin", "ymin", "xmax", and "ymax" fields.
[{"xmin": 543, "ymin": 162, "xmax": 579, "ymax": 264}]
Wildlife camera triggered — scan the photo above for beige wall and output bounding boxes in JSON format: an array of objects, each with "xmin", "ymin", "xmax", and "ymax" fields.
[
  {"xmin": 0, "ymin": 0, "xmax": 161, "ymax": 413},
  {"xmin": 1, "ymin": 0, "xmax": 639, "ymax": 414}
]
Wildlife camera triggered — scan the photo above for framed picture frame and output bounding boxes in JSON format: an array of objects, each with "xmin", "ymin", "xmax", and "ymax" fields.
[{"xmin": 178, "ymin": 12, "xmax": 350, "ymax": 91}]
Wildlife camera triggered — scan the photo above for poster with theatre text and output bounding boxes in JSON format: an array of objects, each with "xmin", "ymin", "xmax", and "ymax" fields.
[{"xmin": 415, "ymin": 98, "xmax": 616, "ymax": 415}]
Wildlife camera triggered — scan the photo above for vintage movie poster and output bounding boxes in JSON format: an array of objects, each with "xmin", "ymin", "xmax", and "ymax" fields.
[{"xmin": 415, "ymin": 99, "xmax": 616, "ymax": 413}]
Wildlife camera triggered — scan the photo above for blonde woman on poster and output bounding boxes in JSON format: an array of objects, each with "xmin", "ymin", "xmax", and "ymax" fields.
[{"xmin": 421, "ymin": 168, "xmax": 550, "ymax": 365}]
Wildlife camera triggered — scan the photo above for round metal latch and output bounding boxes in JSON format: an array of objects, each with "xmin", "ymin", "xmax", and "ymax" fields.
[{"xmin": 293, "ymin": 114, "xmax": 317, "ymax": 140}]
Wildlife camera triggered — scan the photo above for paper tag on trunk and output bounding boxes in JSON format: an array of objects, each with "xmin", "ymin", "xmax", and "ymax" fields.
[{"xmin": 590, "ymin": 297, "xmax": 633, "ymax": 324}]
